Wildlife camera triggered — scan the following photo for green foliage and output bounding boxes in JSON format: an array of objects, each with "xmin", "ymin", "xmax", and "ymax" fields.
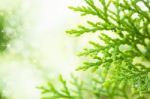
[
  {"xmin": 0, "ymin": 93, "xmax": 6, "ymax": 99},
  {"xmin": 0, "ymin": 9, "xmax": 22, "ymax": 53},
  {"xmin": 0, "ymin": 90, "xmax": 6, "ymax": 99},
  {"xmin": 38, "ymin": 75, "xmax": 85, "ymax": 99},
  {"xmin": 40, "ymin": 0, "xmax": 150, "ymax": 99},
  {"xmin": 0, "ymin": 12, "xmax": 10, "ymax": 52}
]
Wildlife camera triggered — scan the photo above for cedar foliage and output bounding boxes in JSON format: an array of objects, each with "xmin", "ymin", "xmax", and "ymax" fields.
[{"xmin": 39, "ymin": 0, "xmax": 150, "ymax": 99}]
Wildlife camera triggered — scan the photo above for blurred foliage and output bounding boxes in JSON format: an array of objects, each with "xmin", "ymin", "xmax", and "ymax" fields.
[
  {"xmin": 0, "ymin": 87, "xmax": 5, "ymax": 99},
  {"xmin": 0, "ymin": 92, "xmax": 6, "ymax": 99},
  {"xmin": 0, "ymin": 12, "xmax": 10, "ymax": 52},
  {"xmin": 0, "ymin": 1, "xmax": 25, "ymax": 99},
  {"xmin": 0, "ymin": 1, "xmax": 23, "ymax": 54},
  {"xmin": 40, "ymin": 0, "xmax": 150, "ymax": 99}
]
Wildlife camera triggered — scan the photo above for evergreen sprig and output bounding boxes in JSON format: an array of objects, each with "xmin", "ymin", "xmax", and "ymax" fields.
[
  {"xmin": 40, "ymin": 0, "xmax": 150, "ymax": 99},
  {"xmin": 39, "ymin": 75, "xmax": 85, "ymax": 99}
]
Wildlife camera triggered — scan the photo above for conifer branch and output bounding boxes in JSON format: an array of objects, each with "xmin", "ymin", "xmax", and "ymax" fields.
[{"xmin": 40, "ymin": 0, "xmax": 150, "ymax": 98}]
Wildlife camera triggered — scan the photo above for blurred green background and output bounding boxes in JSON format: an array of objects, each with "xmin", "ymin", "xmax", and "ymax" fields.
[{"xmin": 0, "ymin": 0, "xmax": 90, "ymax": 99}]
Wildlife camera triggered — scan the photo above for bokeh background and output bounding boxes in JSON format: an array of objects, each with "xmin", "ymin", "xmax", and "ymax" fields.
[{"xmin": 0, "ymin": 0, "xmax": 91, "ymax": 99}]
